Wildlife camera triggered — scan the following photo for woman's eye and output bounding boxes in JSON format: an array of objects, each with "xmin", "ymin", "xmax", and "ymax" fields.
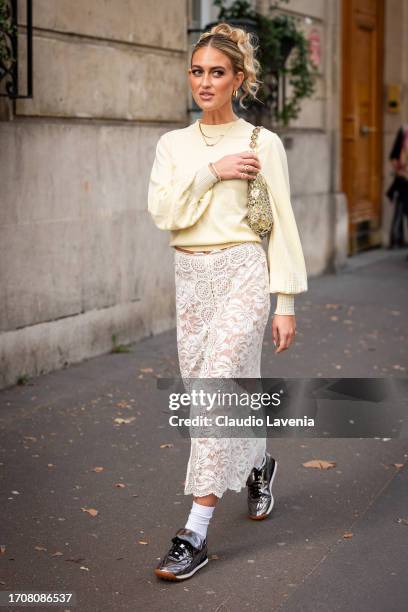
[{"xmin": 191, "ymin": 69, "xmax": 224, "ymax": 76}]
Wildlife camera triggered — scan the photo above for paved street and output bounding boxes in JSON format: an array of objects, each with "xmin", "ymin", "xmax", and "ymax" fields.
[{"xmin": 0, "ymin": 247, "xmax": 407, "ymax": 612}]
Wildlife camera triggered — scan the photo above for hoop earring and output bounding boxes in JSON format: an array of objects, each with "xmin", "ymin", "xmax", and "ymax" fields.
[{"xmin": 232, "ymin": 89, "xmax": 238, "ymax": 98}]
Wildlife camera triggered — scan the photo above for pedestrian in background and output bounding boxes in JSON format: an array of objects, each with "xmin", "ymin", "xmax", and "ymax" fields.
[{"xmin": 386, "ymin": 123, "xmax": 408, "ymax": 248}]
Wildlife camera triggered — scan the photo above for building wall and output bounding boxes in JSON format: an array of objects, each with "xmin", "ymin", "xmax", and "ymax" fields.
[
  {"xmin": 257, "ymin": 0, "xmax": 348, "ymax": 272},
  {"xmin": 0, "ymin": 0, "xmax": 189, "ymax": 389}
]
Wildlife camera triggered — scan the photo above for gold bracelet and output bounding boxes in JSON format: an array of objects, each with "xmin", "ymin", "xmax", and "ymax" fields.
[{"xmin": 208, "ymin": 162, "xmax": 221, "ymax": 182}]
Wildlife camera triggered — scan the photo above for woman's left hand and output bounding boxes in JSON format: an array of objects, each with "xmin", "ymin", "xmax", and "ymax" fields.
[{"xmin": 272, "ymin": 314, "xmax": 296, "ymax": 353}]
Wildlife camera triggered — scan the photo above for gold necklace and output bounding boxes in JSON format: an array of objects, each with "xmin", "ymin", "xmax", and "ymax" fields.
[{"xmin": 198, "ymin": 119, "xmax": 237, "ymax": 147}]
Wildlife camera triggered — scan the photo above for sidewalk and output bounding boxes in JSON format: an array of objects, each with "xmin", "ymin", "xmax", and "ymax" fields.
[{"xmin": 0, "ymin": 247, "xmax": 407, "ymax": 612}]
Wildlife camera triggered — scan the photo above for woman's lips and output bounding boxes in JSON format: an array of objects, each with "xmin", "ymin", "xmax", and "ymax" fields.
[{"xmin": 199, "ymin": 93, "xmax": 214, "ymax": 100}]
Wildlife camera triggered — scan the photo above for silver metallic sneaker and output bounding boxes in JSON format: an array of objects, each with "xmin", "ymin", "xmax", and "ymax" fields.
[
  {"xmin": 246, "ymin": 452, "xmax": 278, "ymax": 520},
  {"xmin": 154, "ymin": 528, "xmax": 208, "ymax": 581}
]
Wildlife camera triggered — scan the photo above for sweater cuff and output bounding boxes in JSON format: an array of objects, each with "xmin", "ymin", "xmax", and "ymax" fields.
[
  {"xmin": 274, "ymin": 294, "xmax": 295, "ymax": 315},
  {"xmin": 191, "ymin": 164, "xmax": 219, "ymax": 200}
]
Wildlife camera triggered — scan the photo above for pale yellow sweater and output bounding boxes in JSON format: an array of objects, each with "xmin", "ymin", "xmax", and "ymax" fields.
[{"xmin": 147, "ymin": 117, "xmax": 308, "ymax": 315}]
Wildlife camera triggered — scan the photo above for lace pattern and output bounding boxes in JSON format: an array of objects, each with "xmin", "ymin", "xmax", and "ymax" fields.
[{"xmin": 174, "ymin": 242, "xmax": 270, "ymax": 498}]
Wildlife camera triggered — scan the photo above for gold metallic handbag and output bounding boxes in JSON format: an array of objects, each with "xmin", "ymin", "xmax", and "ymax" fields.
[{"xmin": 246, "ymin": 126, "xmax": 274, "ymax": 238}]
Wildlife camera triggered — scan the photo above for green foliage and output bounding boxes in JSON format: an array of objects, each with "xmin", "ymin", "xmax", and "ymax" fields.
[
  {"xmin": 16, "ymin": 373, "xmax": 31, "ymax": 385},
  {"xmin": 212, "ymin": 0, "xmax": 318, "ymax": 126},
  {"xmin": 213, "ymin": 0, "xmax": 257, "ymax": 20},
  {"xmin": 111, "ymin": 333, "xmax": 132, "ymax": 353}
]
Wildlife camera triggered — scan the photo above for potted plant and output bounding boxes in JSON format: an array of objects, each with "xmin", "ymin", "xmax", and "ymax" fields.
[{"xmin": 209, "ymin": 0, "xmax": 318, "ymax": 127}]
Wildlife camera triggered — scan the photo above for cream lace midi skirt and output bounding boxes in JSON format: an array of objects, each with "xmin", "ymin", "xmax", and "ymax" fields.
[{"xmin": 174, "ymin": 242, "xmax": 271, "ymax": 499}]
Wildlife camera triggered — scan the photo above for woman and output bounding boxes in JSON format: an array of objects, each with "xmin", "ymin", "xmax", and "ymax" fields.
[
  {"xmin": 387, "ymin": 123, "xmax": 408, "ymax": 248},
  {"xmin": 147, "ymin": 22, "xmax": 308, "ymax": 581}
]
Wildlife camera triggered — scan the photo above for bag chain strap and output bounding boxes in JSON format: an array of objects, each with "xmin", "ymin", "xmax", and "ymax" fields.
[{"xmin": 249, "ymin": 126, "xmax": 262, "ymax": 152}]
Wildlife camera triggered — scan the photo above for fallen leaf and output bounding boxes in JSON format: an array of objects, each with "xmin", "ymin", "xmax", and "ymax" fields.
[
  {"xmin": 138, "ymin": 540, "xmax": 148, "ymax": 545},
  {"xmin": 80, "ymin": 566, "xmax": 90, "ymax": 571},
  {"xmin": 81, "ymin": 507, "xmax": 98, "ymax": 517},
  {"xmin": 302, "ymin": 459, "xmax": 337, "ymax": 470},
  {"xmin": 140, "ymin": 368, "xmax": 154, "ymax": 373},
  {"xmin": 160, "ymin": 443, "xmax": 174, "ymax": 449},
  {"xmin": 392, "ymin": 463, "xmax": 404, "ymax": 469},
  {"xmin": 396, "ymin": 517, "xmax": 408, "ymax": 526},
  {"xmin": 51, "ymin": 551, "xmax": 63, "ymax": 556},
  {"xmin": 34, "ymin": 546, "xmax": 47, "ymax": 551},
  {"xmin": 115, "ymin": 483, "xmax": 126, "ymax": 488},
  {"xmin": 23, "ymin": 436, "xmax": 37, "ymax": 442},
  {"xmin": 343, "ymin": 532, "xmax": 353, "ymax": 539},
  {"xmin": 92, "ymin": 467, "xmax": 104, "ymax": 473},
  {"xmin": 0, "ymin": 545, "xmax": 6, "ymax": 555},
  {"xmin": 114, "ymin": 417, "xmax": 136, "ymax": 425},
  {"xmin": 210, "ymin": 554, "xmax": 219, "ymax": 560}
]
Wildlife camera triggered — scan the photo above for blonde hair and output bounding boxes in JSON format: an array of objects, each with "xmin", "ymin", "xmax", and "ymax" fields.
[{"xmin": 191, "ymin": 22, "xmax": 262, "ymax": 109}]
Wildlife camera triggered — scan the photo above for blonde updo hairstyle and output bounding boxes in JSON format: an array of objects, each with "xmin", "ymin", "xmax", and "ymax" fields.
[{"xmin": 191, "ymin": 22, "xmax": 262, "ymax": 109}]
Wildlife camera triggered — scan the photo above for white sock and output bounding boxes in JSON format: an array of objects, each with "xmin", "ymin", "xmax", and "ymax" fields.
[
  {"xmin": 185, "ymin": 501, "xmax": 215, "ymax": 540},
  {"xmin": 254, "ymin": 453, "xmax": 266, "ymax": 470}
]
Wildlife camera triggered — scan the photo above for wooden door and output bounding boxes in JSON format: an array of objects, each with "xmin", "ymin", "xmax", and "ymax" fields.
[{"xmin": 341, "ymin": 0, "xmax": 384, "ymax": 254}]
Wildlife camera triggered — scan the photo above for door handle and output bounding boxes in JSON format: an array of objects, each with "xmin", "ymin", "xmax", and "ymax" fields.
[{"xmin": 360, "ymin": 124, "xmax": 377, "ymax": 135}]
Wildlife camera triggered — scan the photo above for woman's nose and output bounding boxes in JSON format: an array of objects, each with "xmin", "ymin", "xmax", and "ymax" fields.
[{"xmin": 201, "ymin": 73, "xmax": 211, "ymax": 87}]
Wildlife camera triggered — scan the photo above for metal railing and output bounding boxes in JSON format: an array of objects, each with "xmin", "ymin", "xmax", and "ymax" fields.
[{"xmin": 0, "ymin": 0, "xmax": 33, "ymax": 99}]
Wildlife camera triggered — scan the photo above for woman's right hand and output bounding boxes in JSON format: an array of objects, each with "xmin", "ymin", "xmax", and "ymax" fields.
[{"xmin": 212, "ymin": 152, "xmax": 261, "ymax": 181}]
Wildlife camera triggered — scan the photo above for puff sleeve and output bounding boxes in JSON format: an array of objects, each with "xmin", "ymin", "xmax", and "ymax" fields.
[
  {"xmin": 147, "ymin": 132, "xmax": 218, "ymax": 230},
  {"xmin": 261, "ymin": 132, "xmax": 308, "ymax": 304}
]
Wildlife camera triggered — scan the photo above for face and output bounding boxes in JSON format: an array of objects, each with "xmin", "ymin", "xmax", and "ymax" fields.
[{"xmin": 188, "ymin": 46, "xmax": 244, "ymax": 111}]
